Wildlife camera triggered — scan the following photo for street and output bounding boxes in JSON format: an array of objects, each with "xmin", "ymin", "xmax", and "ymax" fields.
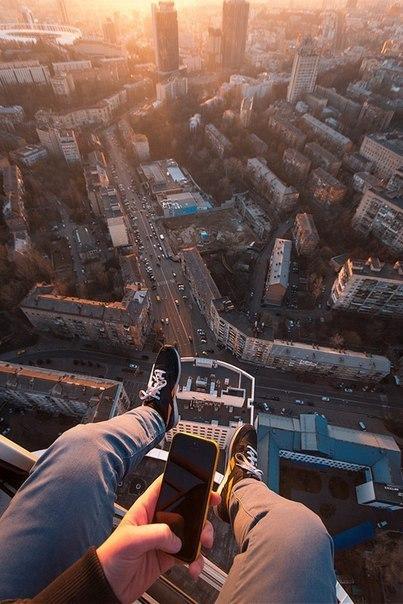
[{"xmin": 104, "ymin": 127, "xmax": 214, "ymax": 356}]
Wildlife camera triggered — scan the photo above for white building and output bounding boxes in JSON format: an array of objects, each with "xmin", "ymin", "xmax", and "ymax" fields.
[
  {"xmin": 287, "ymin": 38, "xmax": 319, "ymax": 104},
  {"xmin": 264, "ymin": 238, "xmax": 292, "ymax": 306},
  {"xmin": 0, "ymin": 105, "xmax": 25, "ymax": 124},
  {"xmin": 133, "ymin": 134, "xmax": 150, "ymax": 162},
  {"xmin": 37, "ymin": 127, "xmax": 81, "ymax": 165},
  {"xmin": 156, "ymin": 75, "xmax": 188, "ymax": 103},
  {"xmin": 107, "ymin": 215, "xmax": 129, "ymax": 248},
  {"xmin": 359, "ymin": 133, "xmax": 403, "ymax": 181},
  {"xmin": 330, "ymin": 257, "xmax": 403, "ymax": 316},
  {"xmin": 0, "ymin": 61, "xmax": 50, "ymax": 88},
  {"xmin": 11, "ymin": 145, "xmax": 48, "ymax": 167},
  {"xmin": 353, "ymin": 186, "xmax": 403, "ymax": 253},
  {"xmin": 50, "ymin": 73, "xmax": 76, "ymax": 97}
]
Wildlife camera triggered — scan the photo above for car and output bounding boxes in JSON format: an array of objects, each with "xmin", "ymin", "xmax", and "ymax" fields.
[
  {"xmin": 321, "ymin": 396, "xmax": 330, "ymax": 402},
  {"xmin": 281, "ymin": 408, "xmax": 286, "ymax": 415},
  {"xmin": 128, "ymin": 363, "xmax": 138, "ymax": 369},
  {"xmin": 294, "ymin": 399, "xmax": 304, "ymax": 405},
  {"xmin": 2, "ymin": 427, "xmax": 11, "ymax": 436},
  {"xmin": 174, "ymin": 299, "xmax": 179, "ymax": 306},
  {"xmin": 359, "ymin": 421, "xmax": 367, "ymax": 431},
  {"xmin": 197, "ymin": 329, "xmax": 204, "ymax": 334},
  {"xmin": 200, "ymin": 338, "xmax": 207, "ymax": 344},
  {"xmin": 270, "ymin": 396, "xmax": 280, "ymax": 401},
  {"xmin": 172, "ymin": 271, "xmax": 177, "ymax": 278},
  {"xmin": 182, "ymin": 295, "xmax": 188, "ymax": 300},
  {"xmin": 201, "ymin": 350, "xmax": 208, "ymax": 356},
  {"xmin": 165, "ymin": 318, "xmax": 169, "ymax": 324},
  {"xmin": 344, "ymin": 388, "xmax": 353, "ymax": 393},
  {"xmin": 160, "ymin": 318, "xmax": 165, "ymax": 324}
]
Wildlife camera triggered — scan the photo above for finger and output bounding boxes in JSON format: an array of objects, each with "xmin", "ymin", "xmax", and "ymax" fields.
[
  {"xmin": 125, "ymin": 475, "xmax": 163, "ymax": 523},
  {"xmin": 200, "ymin": 520, "xmax": 214, "ymax": 550},
  {"xmin": 209, "ymin": 491, "xmax": 221, "ymax": 507},
  {"xmin": 130, "ymin": 522, "xmax": 182, "ymax": 555},
  {"xmin": 188, "ymin": 554, "xmax": 204, "ymax": 579}
]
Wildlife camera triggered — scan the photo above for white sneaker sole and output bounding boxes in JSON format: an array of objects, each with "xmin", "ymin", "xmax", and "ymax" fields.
[{"xmin": 147, "ymin": 345, "xmax": 181, "ymax": 430}]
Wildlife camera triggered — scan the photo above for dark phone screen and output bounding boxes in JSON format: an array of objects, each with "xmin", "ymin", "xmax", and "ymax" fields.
[{"xmin": 153, "ymin": 433, "xmax": 217, "ymax": 562}]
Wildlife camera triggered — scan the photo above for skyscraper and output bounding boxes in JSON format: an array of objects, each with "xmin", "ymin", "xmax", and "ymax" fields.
[
  {"xmin": 57, "ymin": 0, "xmax": 69, "ymax": 25},
  {"xmin": 206, "ymin": 27, "xmax": 222, "ymax": 70},
  {"xmin": 286, "ymin": 38, "xmax": 319, "ymax": 104},
  {"xmin": 221, "ymin": 0, "xmax": 250, "ymax": 70},
  {"xmin": 152, "ymin": 2, "xmax": 179, "ymax": 77}
]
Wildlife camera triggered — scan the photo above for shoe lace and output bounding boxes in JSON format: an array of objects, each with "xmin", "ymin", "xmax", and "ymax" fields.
[
  {"xmin": 235, "ymin": 445, "xmax": 263, "ymax": 480},
  {"xmin": 139, "ymin": 369, "xmax": 167, "ymax": 401}
]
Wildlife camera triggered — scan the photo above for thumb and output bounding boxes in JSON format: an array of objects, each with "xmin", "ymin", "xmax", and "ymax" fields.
[{"xmin": 132, "ymin": 523, "xmax": 182, "ymax": 555}]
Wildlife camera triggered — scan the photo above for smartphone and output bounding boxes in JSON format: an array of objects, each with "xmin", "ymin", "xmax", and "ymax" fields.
[{"xmin": 153, "ymin": 432, "xmax": 219, "ymax": 563}]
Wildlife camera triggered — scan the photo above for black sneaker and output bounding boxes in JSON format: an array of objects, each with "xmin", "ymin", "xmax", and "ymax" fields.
[
  {"xmin": 140, "ymin": 345, "xmax": 181, "ymax": 431},
  {"xmin": 215, "ymin": 424, "xmax": 262, "ymax": 523}
]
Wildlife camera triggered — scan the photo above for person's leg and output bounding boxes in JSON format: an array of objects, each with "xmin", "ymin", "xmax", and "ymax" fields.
[
  {"xmin": 215, "ymin": 424, "xmax": 336, "ymax": 604},
  {"xmin": 217, "ymin": 479, "xmax": 337, "ymax": 604},
  {"xmin": 0, "ymin": 406, "xmax": 164, "ymax": 599}
]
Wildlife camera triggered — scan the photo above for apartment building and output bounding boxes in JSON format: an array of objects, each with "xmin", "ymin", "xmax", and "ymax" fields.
[
  {"xmin": 359, "ymin": 132, "xmax": 403, "ymax": 180},
  {"xmin": 330, "ymin": 257, "xmax": 403, "ymax": 316},
  {"xmin": 180, "ymin": 246, "xmax": 221, "ymax": 319},
  {"xmin": 315, "ymin": 85, "xmax": 361, "ymax": 124},
  {"xmin": 83, "ymin": 151, "xmax": 109, "ymax": 216},
  {"xmin": 342, "ymin": 152, "xmax": 374, "ymax": 174},
  {"xmin": 264, "ymin": 238, "xmax": 292, "ymax": 306},
  {"xmin": 21, "ymin": 283, "xmax": 151, "ymax": 350},
  {"xmin": 282, "ymin": 148, "xmax": 311, "ymax": 183},
  {"xmin": 293, "ymin": 213, "xmax": 319, "ymax": 256},
  {"xmin": 156, "ymin": 75, "xmax": 188, "ymax": 103},
  {"xmin": 0, "ymin": 61, "xmax": 50, "ymax": 88},
  {"xmin": 247, "ymin": 158, "xmax": 299, "ymax": 212},
  {"xmin": 240, "ymin": 96, "xmax": 254, "ymax": 127},
  {"xmin": 304, "ymin": 141, "xmax": 341, "ymax": 176},
  {"xmin": 353, "ymin": 187, "xmax": 403, "ymax": 252},
  {"xmin": 36, "ymin": 127, "xmax": 81, "ymax": 165},
  {"xmin": 268, "ymin": 115, "xmax": 307, "ymax": 150},
  {"xmin": 234, "ymin": 193, "xmax": 272, "ymax": 239},
  {"xmin": 209, "ymin": 300, "xmax": 390, "ymax": 381},
  {"xmin": 50, "ymin": 73, "xmax": 76, "ymax": 98},
  {"xmin": 308, "ymin": 168, "xmax": 347, "ymax": 209},
  {"xmin": 0, "ymin": 105, "xmax": 25, "ymax": 126},
  {"xmin": 10, "ymin": 144, "xmax": 48, "ymax": 167},
  {"xmin": 52, "ymin": 60, "xmax": 92, "ymax": 74},
  {"xmin": 300, "ymin": 113, "xmax": 353, "ymax": 156},
  {"xmin": 166, "ymin": 358, "xmax": 254, "ymax": 448},
  {"xmin": 0, "ymin": 362, "xmax": 129, "ymax": 422},
  {"xmin": 2, "ymin": 165, "xmax": 30, "ymax": 254},
  {"xmin": 133, "ymin": 134, "xmax": 150, "ymax": 162},
  {"xmin": 205, "ymin": 123, "xmax": 232, "ymax": 158},
  {"xmin": 286, "ymin": 38, "xmax": 319, "ymax": 104}
]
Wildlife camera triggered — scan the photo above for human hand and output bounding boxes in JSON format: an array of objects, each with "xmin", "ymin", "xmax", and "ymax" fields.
[{"xmin": 97, "ymin": 475, "xmax": 221, "ymax": 604}]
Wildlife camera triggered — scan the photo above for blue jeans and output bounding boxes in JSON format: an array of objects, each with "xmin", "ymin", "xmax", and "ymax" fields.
[{"xmin": 0, "ymin": 408, "xmax": 336, "ymax": 603}]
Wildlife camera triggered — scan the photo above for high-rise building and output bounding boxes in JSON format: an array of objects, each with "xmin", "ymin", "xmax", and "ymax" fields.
[
  {"xmin": 352, "ymin": 187, "xmax": 403, "ymax": 253},
  {"xmin": 152, "ymin": 2, "xmax": 179, "ymax": 77},
  {"xmin": 286, "ymin": 38, "xmax": 319, "ymax": 104},
  {"xmin": 292, "ymin": 213, "xmax": 319, "ymax": 256},
  {"xmin": 206, "ymin": 27, "xmax": 222, "ymax": 70},
  {"xmin": 221, "ymin": 0, "xmax": 250, "ymax": 70},
  {"xmin": 102, "ymin": 18, "xmax": 118, "ymax": 45},
  {"xmin": 57, "ymin": 0, "xmax": 69, "ymax": 25},
  {"xmin": 359, "ymin": 132, "xmax": 403, "ymax": 180},
  {"xmin": 36, "ymin": 127, "xmax": 81, "ymax": 165},
  {"xmin": 321, "ymin": 11, "xmax": 346, "ymax": 50},
  {"xmin": 330, "ymin": 257, "xmax": 403, "ymax": 316}
]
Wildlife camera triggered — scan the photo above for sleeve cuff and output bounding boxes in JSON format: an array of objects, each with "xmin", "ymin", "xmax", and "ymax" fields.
[{"xmin": 32, "ymin": 547, "xmax": 120, "ymax": 604}]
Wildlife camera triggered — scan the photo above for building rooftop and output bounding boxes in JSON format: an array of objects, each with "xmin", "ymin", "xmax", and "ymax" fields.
[
  {"xmin": 364, "ymin": 132, "xmax": 403, "ymax": 156},
  {"xmin": 258, "ymin": 412, "xmax": 402, "ymax": 492},
  {"xmin": 270, "ymin": 340, "xmax": 391, "ymax": 374},
  {"xmin": 176, "ymin": 357, "xmax": 254, "ymax": 427},
  {"xmin": 0, "ymin": 361, "xmax": 124, "ymax": 423},
  {"xmin": 181, "ymin": 247, "xmax": 221, "ymax": 301},
  {"xmin": 267, "ymin": 238, "xmax": 292, "ymax": 287},
  {"xmin": 301, "ymin": 113, "xmax": 352, "ymax": 146},
  {"xmin": 21, "ymin": 283, "xmax": 149, "ymax": 324},
  {"xmin": 348, "ymin": 257, "xmax": 403, "ymax": 281}
]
